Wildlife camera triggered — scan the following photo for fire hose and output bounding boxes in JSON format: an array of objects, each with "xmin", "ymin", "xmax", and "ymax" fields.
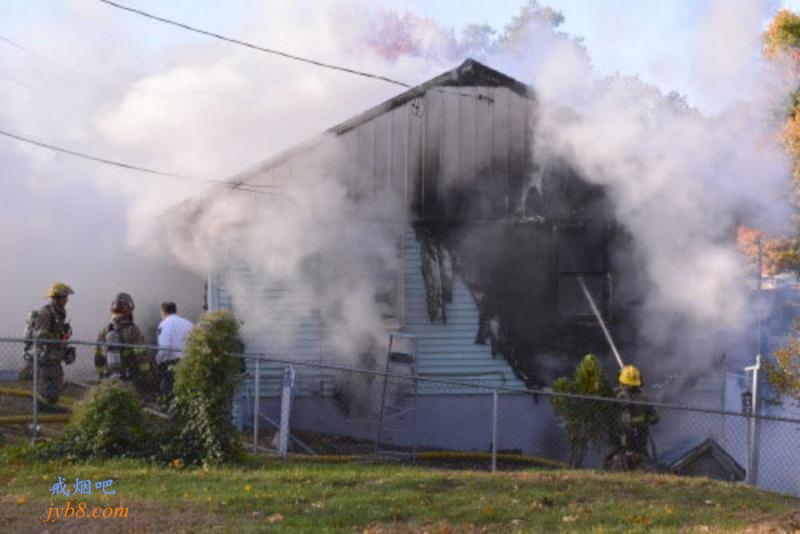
[
  {"xmin": 0, "ymin": 414, "xmax": 70, "ymax": 424},
  {"xmin": 0, "ymin": 386, "xmax": 75, "ymax": 405}
]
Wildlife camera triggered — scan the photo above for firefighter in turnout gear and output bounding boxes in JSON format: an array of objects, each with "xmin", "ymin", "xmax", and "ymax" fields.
[
  {"xmin": 32, "ymin": 282, "xmax": 76, "ymax": 413},
  {"xmin": 94, "ymin": 292, "xmax": 153, "ymax": 396},
  {"xmin": 608, "ymin": 364, "xmax": 660, "ymax": 470}
]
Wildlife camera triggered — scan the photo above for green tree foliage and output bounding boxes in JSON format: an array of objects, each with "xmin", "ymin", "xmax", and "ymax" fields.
[
  {"xmin": 167, "ymin": 310, "xmax": 243, "ymax": 467},
  {"xmin": 551, "ymin": 354, "xmax": 617, "ymax": 467},
  {"xmin": 37, "ymin": 381, "xmax": 154, "ymax": 460}
]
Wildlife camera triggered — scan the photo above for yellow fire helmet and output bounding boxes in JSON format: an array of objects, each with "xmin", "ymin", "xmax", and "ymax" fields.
[
  {"xmin": 45, "ymin": 282, "xmax": 75, "ymax": 298},
  {"xmin": 619, "ymin": 364, "xmax": 641, "ymax": 387}
]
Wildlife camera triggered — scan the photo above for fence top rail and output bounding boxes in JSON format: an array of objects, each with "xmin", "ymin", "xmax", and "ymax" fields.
[
  {"xmin": 0, "ymin": 336, "xmax": 176, "ymax": 353},
  {"xmin": 3, "ymin": 337, "xmax": 800, "ymax": 425},
  {"xmin": 238, "ymin": 352, "xmax": 800, "ymax": 425}
]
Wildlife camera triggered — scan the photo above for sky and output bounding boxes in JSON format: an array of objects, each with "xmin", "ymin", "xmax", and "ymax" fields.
[{"xmin": 0, "ymin": 0, "xmax": 794, "ymax": 116}]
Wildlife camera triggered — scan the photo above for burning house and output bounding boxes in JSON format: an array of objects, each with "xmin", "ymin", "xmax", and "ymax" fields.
[
  {"xmin": 188, "ymin": 59, "xmax": 659, "ymax": 453},
  {"xmin": 207, "ymin": 59, "xmax": 633, "ymax": 379}
]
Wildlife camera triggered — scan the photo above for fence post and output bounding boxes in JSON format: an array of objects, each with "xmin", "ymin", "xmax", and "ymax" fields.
[
  {"xmin": 253, "ymin": 357, "xmax": 260, "ymax": 453},
  {"xmin": 278, "ymin": 365, "xmax": 296, "ymax": 459},
  {"xmin": 745, "ymin": 354, "xmax": 761, "ymax": 485},
  {"xmin": 491, "ymin": 389, "xmax": 498, "ymax": 473},
  {"xmin": 31, "ymin": 339, "xmax": 38, "ymax": 444}
]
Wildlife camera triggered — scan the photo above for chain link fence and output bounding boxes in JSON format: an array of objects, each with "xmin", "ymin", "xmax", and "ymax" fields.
[
  {"xmin": 1, "ymin": 337, "xmax": 800, "ymax": 497},
  {"xmin": 0, "ymin": 337, "xmax": 178, "ymax": 445}
]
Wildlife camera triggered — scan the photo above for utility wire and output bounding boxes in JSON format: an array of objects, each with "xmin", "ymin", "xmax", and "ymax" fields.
[
  {"xmin": 0, "ymin": 35, "xmax": 43, "ymax": 58},
  {"xmin": 0, "ymin": 127, "xmax": 271, "ymax": 194},
  {"xmin": 96, "ymin": 0, "xmax": 495, "ymax": 121},
  {"xmin": 0, "ymin": 73, "xmax": 83, "ymax": 118},
  {"xmin": 0, "ymin": 34, "xmax": 88, "ymax": 81},
  {"xmin": 98, "ymin": 0, "xmax": 411, "ymax": 89}
]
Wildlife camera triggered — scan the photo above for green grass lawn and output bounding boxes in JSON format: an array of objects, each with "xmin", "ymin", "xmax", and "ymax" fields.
[{"xmin": 1, "ymin": 452, "xmax": 798, "ymax": 533}]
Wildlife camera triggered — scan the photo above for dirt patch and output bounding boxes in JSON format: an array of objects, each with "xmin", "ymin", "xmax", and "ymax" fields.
[
  {"xmin": 0, "ymin": 497, "xmax": 243, "ymax": 534},
  {"xmin": 362, "ymin": 519, "xmax": 485, "ymax": 533}
]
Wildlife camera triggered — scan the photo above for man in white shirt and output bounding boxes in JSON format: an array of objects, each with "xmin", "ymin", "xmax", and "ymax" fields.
[{"xmin": 157, "ymin": 301, "xmax": 193, "ymax": 396}]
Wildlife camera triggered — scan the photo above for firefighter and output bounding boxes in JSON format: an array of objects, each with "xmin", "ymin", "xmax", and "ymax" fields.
[
  {"xmin": 613, "ymin": 364, "xmax": 659, "ymax": 469},
  {"xmin": 94, "ymin": 292, "xmax": 153, "ymax": 397},
  {"xmin": 32, "ymin": 282, "xmax": 76, "ymax": 413}
]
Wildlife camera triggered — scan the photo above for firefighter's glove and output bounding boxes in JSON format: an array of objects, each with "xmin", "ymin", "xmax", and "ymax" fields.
[{"xmin": 63, "ymin": 347, "xmax": 76, "ymax": 365}]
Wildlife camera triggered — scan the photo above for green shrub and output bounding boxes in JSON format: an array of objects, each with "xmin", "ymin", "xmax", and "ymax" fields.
[
  {"xmin": 167, "ymin": 310, "xmax": 243, "ymax": 466},
  {"xmin": 551, "ymin": 354, "xmax": 617, "ymax": 467},
  {"xmin": 36, "ymin": 381, "xmax": 154, "ymax": 460}
]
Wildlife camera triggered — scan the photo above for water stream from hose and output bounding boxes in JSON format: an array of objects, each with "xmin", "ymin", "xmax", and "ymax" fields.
[{"xmin": 578, "ymin": 277, "xmax": 625, "ymax": 370}]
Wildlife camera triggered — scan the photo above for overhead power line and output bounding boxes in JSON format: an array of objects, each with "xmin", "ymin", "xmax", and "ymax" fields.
[
  {"xmin": 0, "ymin": 35, "xmax": 43, "ymax": 58},
  {"xmin": 97, "ymin": 0, "xmax": 411, "ymax": 89},
  {"xmin": 0, "ymin": 127, "xmax": 270, "ymax": 193},
  {"xmin": 97, "ymin": 0, "xmax": 495, "ymax": 107}
]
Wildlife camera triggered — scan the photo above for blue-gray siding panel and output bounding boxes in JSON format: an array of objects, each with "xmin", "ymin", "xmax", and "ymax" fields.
[{"xmin": 403, "ymin": 228, "xmax": 525, "ymax": 389}]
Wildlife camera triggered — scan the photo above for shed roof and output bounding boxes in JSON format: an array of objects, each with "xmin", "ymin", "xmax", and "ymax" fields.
[
  {"xmin": 664, "ymin": 437, "xmax": 745, "ymax": 481},
  {"xmin": 229, "ymin": 58, "xmax": 535, "ymax": 188}
]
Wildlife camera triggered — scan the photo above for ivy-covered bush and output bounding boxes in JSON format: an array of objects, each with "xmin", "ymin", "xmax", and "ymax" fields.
[
  {"xmin": 551, "ymin": 354, "xmax": 617, "ymax": 467},
  {"xmin": 167, "ymin": 310, "xmax": 243, "ymax": 466}
]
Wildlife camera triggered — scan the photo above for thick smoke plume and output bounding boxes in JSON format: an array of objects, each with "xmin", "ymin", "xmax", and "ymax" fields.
[
  {"xmin": 167, "ymin": 143, "xmax": 405, "ymax": 363},
  {"xmin": 522, "ymin": 0, "xmax": 792, "ymax": 380}
]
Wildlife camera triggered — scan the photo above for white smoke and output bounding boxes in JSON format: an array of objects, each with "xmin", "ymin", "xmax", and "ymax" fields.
[
  {"xmin": 0, "ymin": 0, "xmax": 793, "ymax": 380},
  {"xmin": 519, "ymin": 0, "xmax": 793, "ymax": 375},
  {"xmin": 164, "ymin": 141, "xmax": 404, "ymax": 362},
  {"xmin": 0, "ymin": 1, "xmax": 207, "ymax": 378}
]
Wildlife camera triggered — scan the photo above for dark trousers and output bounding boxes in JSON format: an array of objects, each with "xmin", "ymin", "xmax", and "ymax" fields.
[{"xmin": 158, "ymin": 360, "xmax": 180, "ymax": 397}]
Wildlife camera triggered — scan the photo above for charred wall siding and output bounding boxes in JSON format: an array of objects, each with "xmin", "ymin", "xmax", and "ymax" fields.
[
  {"xmin": 331, "ymin": 84, "xmax": 533, "ymax": 219},
  {"xmin": 212, "ymin": 84, "xmax": 534, "ymax": 391},
  {"xmin": 404, "ymin": 227, "xmax": 526, "ymax": 391},
  {"xmin": 405, "ymin": 86, "xmax": 531, "ymax": 220}
]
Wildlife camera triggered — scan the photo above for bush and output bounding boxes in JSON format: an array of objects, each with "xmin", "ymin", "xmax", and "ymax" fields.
[
  {"xmin": 167, "ymin": 310, "xmax": 243, "ymax": 466},
  {"xmin": 36, "ymin": 381, "xmax": 154, "ymax": 460},
  {"xmin": 551, "ymin": 354, "xmax": 617, "ymax": 467}
]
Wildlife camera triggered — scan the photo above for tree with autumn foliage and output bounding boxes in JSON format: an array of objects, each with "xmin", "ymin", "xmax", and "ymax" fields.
[
  {"xmin": 737, "ymin": 226, "xmax": 800, "ymax": 277},
  {"xmin": 768, "ymin": 329, "xmax": 800, "ymax": 401},
  {"xmin": 740, "ymin": 10, "xmax": 800, "ymax": 278},
  {"xmin": 761, "ymin": 9, "xmax": 800, "ymax": 401}
]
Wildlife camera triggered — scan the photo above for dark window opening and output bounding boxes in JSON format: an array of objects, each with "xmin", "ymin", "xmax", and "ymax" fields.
[{"xmin": 557, "ymin": 226, "xmax": 609, "ymax": 321}]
